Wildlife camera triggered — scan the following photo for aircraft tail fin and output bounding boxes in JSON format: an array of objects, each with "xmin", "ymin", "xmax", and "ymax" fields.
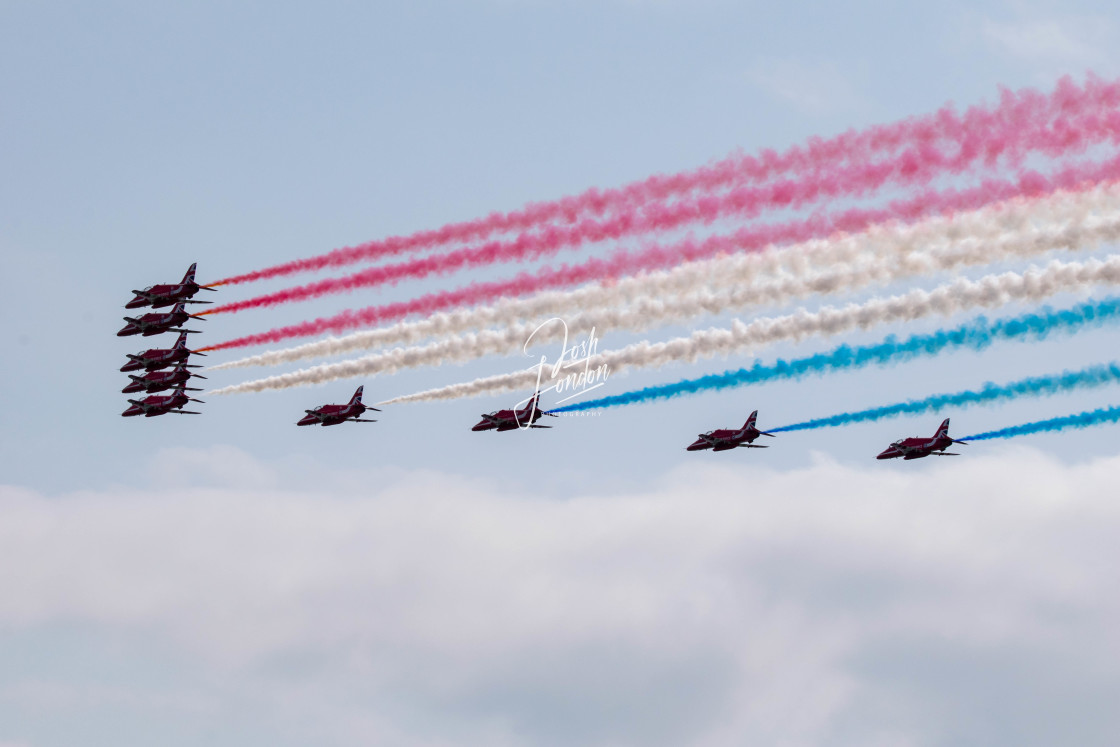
[
  {"xmin": 935, "ymin": 418, "xmax": 951, "ymax": 439},
  {"xmin": 174, "ymin": 331, "xmax": 189, "ymax": 348},
  {"xmin": 742, "ymin": 410, "xmax": 758, "ymax": 432},
  {"xmin": 182, "ymin": 262, "xmax": 197, "ymax": 285},
  {"xmin": 350, "ymin": 385, "xmax": 364, "ymax": 405}
]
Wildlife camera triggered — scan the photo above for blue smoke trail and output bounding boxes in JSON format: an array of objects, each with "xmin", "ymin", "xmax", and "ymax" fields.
[
  {"xmin": 963, "ymin": 404, "xmax": 1120, "ymax": 440},
  {"xmin": 550, "ymin": 297, "xmax": 1120, "ymax": 413},
  {"xmin": 767, "ymin": 363, "xmax": 1120, "ymax": 433}
]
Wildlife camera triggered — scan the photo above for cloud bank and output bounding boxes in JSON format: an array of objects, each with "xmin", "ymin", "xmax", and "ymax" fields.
[{"xmin": 1, "ymin": 448, "xmax": 1119, "ymax": 746}]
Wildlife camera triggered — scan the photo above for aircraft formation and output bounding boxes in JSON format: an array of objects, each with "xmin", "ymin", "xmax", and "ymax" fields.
[
  {"xmin": 135, "ymin": 77, "xmax": 1120, "ymax": 462},
  {"xmin": 118, "ymin": 263, "xmax": 213, "ymax": 418},
  {"xmin": 288, "ymin": 383, "xmax": 972, "ymax": 462},
  {"xmin": 681, "ymin": 409, "xmax": 967, "ymax": 459},
  {"xmin": 111, "ymin": 265, "xmax": 975, "ymax": 458}
]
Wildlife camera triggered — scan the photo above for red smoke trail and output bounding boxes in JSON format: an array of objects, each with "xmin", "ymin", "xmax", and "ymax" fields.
[
  {"xmin": 198, "ymin": 155, "xmax": 1120, "ymax": 352},
  {"xmin": 210, "ymin": 75, "xmax": 1120, "ymax": 287},
  {"xmin": 202, "ymin": 107, "xmax": 1120, "ymax": 315}
]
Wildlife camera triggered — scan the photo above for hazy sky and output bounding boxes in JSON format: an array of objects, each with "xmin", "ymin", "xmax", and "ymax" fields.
[{"xmin": 3, "ymin": 1, "xmax": 1120, "ymax": 744}]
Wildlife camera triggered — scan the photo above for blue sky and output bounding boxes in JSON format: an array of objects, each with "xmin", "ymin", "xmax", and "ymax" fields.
[{"xmin": 3, "ymin": 1, "xmax": 1120, "ymax": 744}]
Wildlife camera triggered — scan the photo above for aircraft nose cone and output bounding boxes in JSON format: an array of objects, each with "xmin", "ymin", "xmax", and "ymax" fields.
[
  {"xmin": 686, "ymin": 440, "xmax": 706, "ymax": 451},
  {"xmin": 876, "ymin": 449, "xmax": 894, "ymax": 460}
]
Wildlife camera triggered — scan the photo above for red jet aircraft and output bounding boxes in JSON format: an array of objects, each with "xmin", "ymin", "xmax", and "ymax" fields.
[
  {"xmin": 876, "ymin": 418, "xmax": 968, "ymax": 460},
  {"xmin": 121, "ymin": 386, "xmax": 203, "ymax": 417},
  {"xmin": 471, "ymin": 392, "xmax": 556, "ymax": 431},
  {"xmin": 125, "ymin": 263, "xmax": 216, "ymax": 309},
  {"xmin": 117, "ymin": 302, "xmax": 206, "ymax": 337},
  {"xmin": 121, "ymin": 332, "xmax": 206, "ymax": 372},
  {"xmin": 122, "ymin": 363, "xmax": 206, "ymax": 394},
  {"xmin": 687, "ymin": 410, "xmax": 775, "ymax": 451},
  {"xmin": 297, "ymin": 385, "xmax": 380, "ymax": 426}
]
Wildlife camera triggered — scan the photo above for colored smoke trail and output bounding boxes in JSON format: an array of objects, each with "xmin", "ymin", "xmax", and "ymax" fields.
[
  {"xmin": 354, "ymin": 256, "xmax": 1120, "ymax": 404},
  {"xmin": 962, "ymin": 403, "xmax": 1120, "ymax": 441},
  {"xmin": 206, "ymin": 106, "xmax": 1120, "ymax": 313},
  {"xmin": 210, "ymin": 231, "xmax": 1120, "ymax": 396},
  {"xmin": 199, "ymin": 155, "xmax": 1120, "ymax": 351},
  {"xmin": 767, "ymin": 363, "xmax": 1120, "ymax": 433},
  {"xmin": 213, "ymin": 182, "xmax": 1120, "ymax": 370},
  {"xmin": 546, "ymin": 298, "xmax": 1120, "ymax": 413},
  {"xmin": 209, "ymin": 74, "xmax": 1120, "ymax": 287}
]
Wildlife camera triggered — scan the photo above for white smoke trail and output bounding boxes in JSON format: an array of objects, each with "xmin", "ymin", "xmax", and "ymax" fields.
[
  {"xmin": 368, "ymin": 254, "xmax": 1120, "ymax": 404},
  {"xmin": 213, "ymin": 182, "xmax": 1120, "ymax": 371},
  {"xmin": 209, "ymin": 212, "xmax": 1120, "ymax": 396}
]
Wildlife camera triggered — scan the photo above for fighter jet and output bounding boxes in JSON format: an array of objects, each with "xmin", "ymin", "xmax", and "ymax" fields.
[
  {"xmin": 686, "ymin": 410, "xmax": 775, "ymax": 451},
  {"xmin": 122, "ymin": 363, "xmax": 206, "ymax": 394},
  {"xmin": 117, "ymin": 302, "xmax": 206, "ymax": 337},
  {"xmin": 876, "ymin": 418, "xmax": 968, "ymax": 460},
  {"xmin": 125, "ymin": 263, "xmax": 216, "ymax": 309},
  {"xmin": 471, "ymin": 392, "xmax": 555, "ymax": 431},
  {"xmin": 297, "ymin": 385, "xmax": 380, "ymax": 426},
  {"xmin": 121, "ymin": 332, "xmax": 206, "ymax": 372},
  {"xmin": 121, "ymin": 386, "xmax": 203, "ymax": 417}
]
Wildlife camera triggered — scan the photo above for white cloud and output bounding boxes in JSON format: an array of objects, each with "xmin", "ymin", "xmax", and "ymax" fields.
[
  {"xmin": 745, "ymin": 59, "xmax": 862, "ymax": 115},
  {"xmin": 981, "ymin": 13, "xmax": 1114, "ymax": 72},
  {"xmin": 1, "ymin": 447, "xmax": 1120, "ymax": 744},
  {"xmin": 146, "ymin": 444, "xmax": 281, "ymax": 490}
]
